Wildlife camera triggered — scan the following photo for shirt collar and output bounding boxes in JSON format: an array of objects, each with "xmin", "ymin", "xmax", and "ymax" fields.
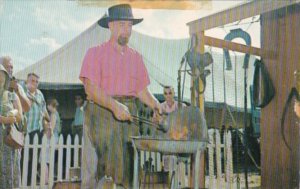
[{"xmin": 108, "ymin": 40, "xmax": 128, "ymax": 56}]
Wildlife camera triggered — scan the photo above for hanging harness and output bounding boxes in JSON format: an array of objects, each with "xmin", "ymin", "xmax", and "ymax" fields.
[
  {"xmin": 223, "ymin": 28, "xmax": 251, "ymax": 70},
  {"xmin": 252, "ymin": 59, "xmax": 275, "ymax": 108},
  {"xmin": 281, "ymin": 70, "xmax": 300, "ymax": 150},
  {"xmin": 186, "ymin": 47, "xmax": 213, "ymax": 94}
]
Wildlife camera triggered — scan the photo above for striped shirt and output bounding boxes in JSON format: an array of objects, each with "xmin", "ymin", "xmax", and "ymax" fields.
[{"xmin": 23, "ymin": 88, "xmax": 47, "ymax": 133}]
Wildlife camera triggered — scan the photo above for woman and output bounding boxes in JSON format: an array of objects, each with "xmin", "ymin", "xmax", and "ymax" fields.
[{"xmin": 0, "ymin": 64, "xmax": 22, "ymax": 188}]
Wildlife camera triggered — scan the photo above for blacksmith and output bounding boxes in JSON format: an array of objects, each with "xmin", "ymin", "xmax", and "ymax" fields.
[{"xmin": 79, "ymin": 4, "xmax": 162, "ymax": 189}]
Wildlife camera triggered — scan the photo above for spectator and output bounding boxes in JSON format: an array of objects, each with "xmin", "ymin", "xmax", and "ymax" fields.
[
  {"xmin": 45, "ymin": 98, "xmax": 61, "ymax": 142},
  {"xmin": 0, "ymin": 64, "xmax": 22, "ymax": 188},
  {"xmin": 1, "ymin": 56, "xmax": 31, "ymax": 187},
  {"xmin": 161, "ymin": 85, "xmax": 185, "ymax": 114},
  {"xmin": 23, "ymin": 72, "xmax": 50, "ymax": 184},
  {"xmin": 40, "ymin": 97, "xmax": 60, "ymax": 184},
  {"xmin": 23, "ymin": 73, "xmax": 50, "ymax": 136},
  {"xmin": 0, "ymin": 56, "xmax": 31, "ymax": 112},
  {"xmin": 161, "ymin": 85, "xmax": 187, "ymax": 186},
  {"xmin": 71, "ymin": 94, "xmax": 84, "ymax": 140}
]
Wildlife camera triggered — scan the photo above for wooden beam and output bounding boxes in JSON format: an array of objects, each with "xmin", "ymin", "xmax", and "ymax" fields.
[
  {"xmin": 204, "ymin": 35, "xmax": 262, "ymax": 56},
  {"xmin": 187, "ymin": 0, "xmax": 300, "ymax": 33}
]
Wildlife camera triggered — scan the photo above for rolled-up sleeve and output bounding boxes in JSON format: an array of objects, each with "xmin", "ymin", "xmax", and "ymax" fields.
[
  {"xmin": 79, "ymin": 47, "xmax": 101, "ymax": 86},
  {"xmin": 136, "ymin": 55, "xmax": 150, "ymax": 93}
]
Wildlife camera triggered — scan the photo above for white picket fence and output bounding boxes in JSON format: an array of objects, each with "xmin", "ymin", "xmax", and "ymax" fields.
[
  {"xmin": 19, "ymin": 134, "xmax": 81, "ymax": 189},
  {"xmin": 207, "ymin": 129, "xmax": 233, "ymax": 189},
  {"xmin": 138, "ymin": 130, "xmax": 233, "ymax": 189},
  {"xmin": 17, "ymin": 130, "xmax": 233, "ymax": 189}
]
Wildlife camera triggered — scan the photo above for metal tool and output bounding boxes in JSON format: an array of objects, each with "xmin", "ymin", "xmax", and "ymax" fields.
[{"xmin": 131, "ymin": 115, "xmax": 167, "ymax": 132}]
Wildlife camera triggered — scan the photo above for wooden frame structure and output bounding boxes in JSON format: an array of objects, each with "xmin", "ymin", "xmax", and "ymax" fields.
[
  {"xmin": 187, "ymin": 0, "xmax": 299, "ymax": 58},
  {"xmin": 186, "ymin": 0, "xmax": 299, "ymax": 188}
]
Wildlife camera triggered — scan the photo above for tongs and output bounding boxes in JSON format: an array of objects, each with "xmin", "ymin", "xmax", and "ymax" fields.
[{"xmin": 131, "ymin": 115, "xmax": 167, "ymax": 132}]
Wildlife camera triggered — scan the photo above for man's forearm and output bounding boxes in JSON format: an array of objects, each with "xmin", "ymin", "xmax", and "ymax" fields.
[
  {"xmin": 16, "ymin": 90, "xmax": 31, "ymax": 112},
  {"xmin": 137, "ymin": 88, "xmax": 159, "ymax": 110},
  {"xmin": 14, "ymin": 84, "xmax": 31, "ymax": 112}
]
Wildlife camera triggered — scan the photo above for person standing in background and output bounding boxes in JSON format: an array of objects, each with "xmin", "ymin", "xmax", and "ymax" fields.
[
  {"xmin": 0, "ymin": 56, "xmax": 31, "ymax": 113},
  {"xmin": 0, "ymin": 64, "xmax": 22, "ymax": 188},
  {"xmin": 39, "ymin": 97, "xmax": 60, "ymax": 184},
  {"xmin": 71, "ymin": 94, "xmax": 84, "ymax": 141},
  {"xmin": 161, "ymin": 86, "xmax": 185, "ymax": 114},
  {"xmin": 23, "ymin": 73, "xmax": 50, "ymax": 185},
  {"xmin": 160, "ymin": 85, "xmax": 187, "ymax": 187}
]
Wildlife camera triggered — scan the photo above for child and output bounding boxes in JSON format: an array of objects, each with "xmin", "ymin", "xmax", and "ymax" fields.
[{"xmin": 40, "ymin": 98, "xmax": 61, "ymax": 184}]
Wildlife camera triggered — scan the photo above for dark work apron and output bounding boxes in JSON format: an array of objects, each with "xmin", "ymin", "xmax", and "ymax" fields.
[{"xmin": 84, "ymin": 97, "xmax": 139, "ymax": 188}]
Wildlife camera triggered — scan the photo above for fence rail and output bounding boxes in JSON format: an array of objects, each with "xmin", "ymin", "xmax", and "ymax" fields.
[
  {"xmin": 17, "ymin": 129, "xmax": 233, "ymax": 189},
  {"xmin": 20, "ymin": 134, "xmax": 81, "ymax": 189},
  {"xmin": 207, "ymin": 129, "xmax": 233, "ymax": 189}
]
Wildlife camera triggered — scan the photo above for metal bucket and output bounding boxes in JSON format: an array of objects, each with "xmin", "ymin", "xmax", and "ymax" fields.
[
  {"xmin": 131, "ymin": 136, "xmax": 206, "ymax": 154},
  {"xmin": 132, "ymin": 106, "xmax": 208, "ymax": 154},
  {"xmin": 161, "ymin": 106, "xmax": 208, "ymax": 142}
]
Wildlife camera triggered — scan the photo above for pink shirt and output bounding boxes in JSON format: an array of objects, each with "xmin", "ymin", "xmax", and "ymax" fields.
[
  {"xmin": 161, "ymin": 101, "xmax": 178, "ymax": 113},
  {"xmin": 161, "ymin": 101, "xmax": 186, "ymax": 113},
  {"xmin": 79, "ymin": 41, "xmax": 150, "ymax": 97}
]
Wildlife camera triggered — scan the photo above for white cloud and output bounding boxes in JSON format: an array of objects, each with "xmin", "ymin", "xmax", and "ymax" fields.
[
  {"xmin": 30, "ymin": 37, "xmax": 61, "ymax": 51},
  {"xmin": 131, "ymin": 1, "xmax": 247, "ymax": 39},
  {"xmin": 133, "ymin": 9, "xmax": 205, "ymax": 39},
  {"xmin": 33, "ymin": 5, "xmax": 98, "ymax": 33}
]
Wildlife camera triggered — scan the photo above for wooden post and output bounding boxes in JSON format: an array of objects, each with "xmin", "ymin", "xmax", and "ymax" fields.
[
  {"xmin": 189, "ymin": 30, "xmax": 206, "ymax": 188},
  {"xmin": 260, "ymin": 5, "xmax": 299, "ymax": 189},
  {"xmin": 197, "ymin": 31, "xmax": 206, "ymax": 189}
]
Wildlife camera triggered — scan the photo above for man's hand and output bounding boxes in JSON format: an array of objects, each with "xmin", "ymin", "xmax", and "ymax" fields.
[
  {"xmin": 152, "ymin": 103, "xmax": 162, "ymax": 124},
  {"xmin": 0, "ymin": 115, "xmax": 17, "ymax": 125},
  {"xmin": 112, "ymin": 101, "xmax": 132, "ymax": 121},
  {"xmin": 10, "ymin": 79, "xmax": 19, "ymax": 93}
]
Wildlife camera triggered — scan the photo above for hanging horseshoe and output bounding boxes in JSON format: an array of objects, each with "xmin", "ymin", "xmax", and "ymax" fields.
[{"xmin": 223, "ymin": 28, "xmax": 252, "ymax": 70}]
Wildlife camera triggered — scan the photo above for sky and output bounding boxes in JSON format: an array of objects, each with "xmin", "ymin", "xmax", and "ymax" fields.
[{"xmin": 0, "ymin": 0, "xmax": 260, "ymax": 73}]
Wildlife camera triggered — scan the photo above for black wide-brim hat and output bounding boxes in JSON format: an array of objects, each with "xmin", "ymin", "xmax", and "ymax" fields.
[{"xmin": 98, "ymin": 4, "xmax": 143, "ymax": 28}]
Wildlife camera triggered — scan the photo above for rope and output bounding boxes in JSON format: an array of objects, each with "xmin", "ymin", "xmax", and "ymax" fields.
[
  {"xmin": 234, "ymin": 52, "xmax": 241, "ymax": 189},
  {"xmin": 222, "ymin": 54, "xmax": 227, "ymax": 104},
  {"xmin": 181, "ymin": 59, "xmax": 188, "ymax": 102},
  {"xmin": 181, "ymin": 38, "xmax": 192, "ymax": 102},
  {"xmin": 142, "ymin": 57, "xmax": 175, "ymax": 84},
  {"xmin": 245, "ymin": 16, "xmax": 259, "ymax": 32},
  {"xmin": 129, "ymin": 43, "xmax": 179, "ymax": 89},
  {"xmin": 138, "ymin": 51, "xmax": 192, "ymax": 95},
  {"xmin": 209, "ymin": 47, "xmax": 216, "ymax": 130},
  {"xmin": 243, "ymin": 50, "xmax": 249, "ymax": 189},
  {"xmin": 218, "ymin": 16, "xmax": 260, "ymax": 29}
]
